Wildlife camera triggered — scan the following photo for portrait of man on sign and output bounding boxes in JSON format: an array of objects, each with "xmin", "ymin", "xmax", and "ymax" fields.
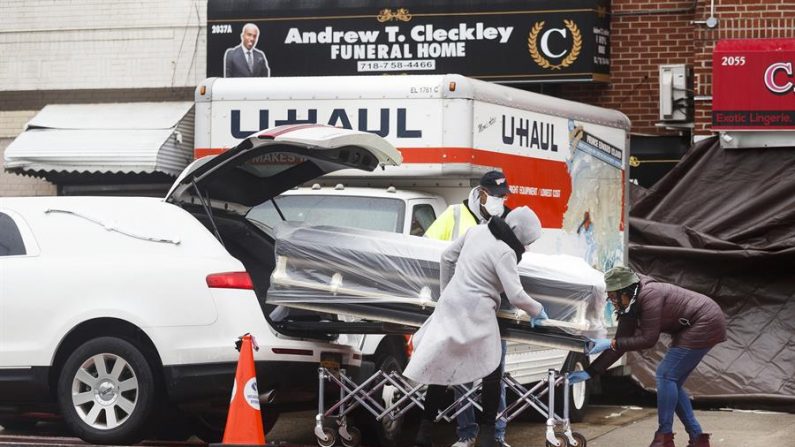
[{"xmin": 224, "ymin": 23, "xmax": 271, "ymax": 77}]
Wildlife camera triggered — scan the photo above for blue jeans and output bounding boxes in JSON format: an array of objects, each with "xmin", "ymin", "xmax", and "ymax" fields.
[
  {"xmin": 656, "ymin": 346, "xmax": 711, "ymax": 436},
  {"xmin": 455, "ymin": 340, "xmax": 508, "ymax": 441}
]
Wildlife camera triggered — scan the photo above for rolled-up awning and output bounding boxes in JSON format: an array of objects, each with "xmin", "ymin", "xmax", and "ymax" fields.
[{"xmin": 4, "ymin": 102, "xmax": 194, "ymax": 177}]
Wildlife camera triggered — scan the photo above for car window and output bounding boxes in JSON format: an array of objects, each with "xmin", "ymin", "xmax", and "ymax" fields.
[
  {"xmin": 248, "ymin": 195, "xmax": 406, "ymax": 233},
  {"xmin": 0, "ymin": 212, "xmax": 26, "ymax": 256},
  {"xmin": 410, "ymin": 204, "xmax": 437, "ymax": 236}
]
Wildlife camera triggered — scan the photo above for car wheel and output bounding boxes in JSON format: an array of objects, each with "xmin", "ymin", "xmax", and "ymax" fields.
[
  {"xmin": 57, "ymin": 337, "xmax": 157, "ymax": 444},
  {"xmin": 560, "ymin": 352, "xmax": 590, "ymax": 422},
  {"xmin": 356, "ymin": 339, "xmax": 406, "ymax": 447}
]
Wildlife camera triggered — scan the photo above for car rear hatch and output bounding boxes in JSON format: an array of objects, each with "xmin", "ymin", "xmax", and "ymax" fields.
[
  {"xmin": 165, "ymin": 124, "xmax": 405, "ymax": 338},
  {"xmin": 166, "ymin": 124, "xmax": 402, "ymax": 211}
]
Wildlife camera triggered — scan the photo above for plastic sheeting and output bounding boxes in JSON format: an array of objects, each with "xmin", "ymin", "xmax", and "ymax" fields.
[
  {"xmin": 267, "ymin": 223, "xmax": 608, "ymax": 336},
  {"xmin": 627, "ymin": 137, "xmax": 795, "ymax": 403}
]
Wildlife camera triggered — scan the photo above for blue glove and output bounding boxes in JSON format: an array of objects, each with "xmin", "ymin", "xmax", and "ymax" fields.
[
  {"xmin": 531, "ymin": 309, "xmax": 549, "ymax": 328},
  {"xmin": 588, "ymin": 338, "xmax": 612, "ymax": 355},
  {"xmin": 568, "ymin": 371, "xmax": 591, "ymax": 384}
]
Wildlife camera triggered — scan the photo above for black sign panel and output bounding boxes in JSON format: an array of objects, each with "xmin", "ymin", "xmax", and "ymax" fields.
[{"xmin": 207, "ymin": 0, "xmax": 611, "ymax": 83}]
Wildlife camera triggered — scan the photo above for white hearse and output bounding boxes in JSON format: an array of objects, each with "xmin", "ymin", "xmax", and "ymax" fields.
[{"xmin": 0, "ymin": 125, "xmax": 401, "ymax": 444}]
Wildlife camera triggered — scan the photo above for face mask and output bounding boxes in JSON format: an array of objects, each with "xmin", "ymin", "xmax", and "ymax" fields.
[{"xmin": 483, "ymin": 194, "xmax": 505, "ymax": 216}]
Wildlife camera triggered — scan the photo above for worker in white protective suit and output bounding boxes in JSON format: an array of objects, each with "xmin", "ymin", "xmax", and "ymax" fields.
[{"xmin": 404, "ymin": 207, "xmax": 548, "ymax": 447}]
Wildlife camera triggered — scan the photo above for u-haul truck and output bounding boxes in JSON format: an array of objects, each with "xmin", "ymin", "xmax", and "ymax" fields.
[{"xmin": 194, "ymin": 74, "xmax": 630, "ymax": 424}]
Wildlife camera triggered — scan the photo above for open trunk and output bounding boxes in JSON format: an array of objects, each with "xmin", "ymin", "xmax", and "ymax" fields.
[
  {"xmin": 166, "ymin": 125, "xmax": 406, "ymax": 340},
  {"xmin": 188, "ymin": 210, "xmax": 412, "ymax": 341}
]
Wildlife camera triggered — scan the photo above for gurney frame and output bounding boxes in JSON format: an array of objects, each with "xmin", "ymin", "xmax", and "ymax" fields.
[{"xmin": 313, "ymin": 366, "xmax": 588, "ymax": 447}]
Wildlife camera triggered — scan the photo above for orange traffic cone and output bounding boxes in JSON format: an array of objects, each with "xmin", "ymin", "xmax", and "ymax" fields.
[{"xmin": 211, "ymin": 334, "xmax": 268, "ymax": 447}]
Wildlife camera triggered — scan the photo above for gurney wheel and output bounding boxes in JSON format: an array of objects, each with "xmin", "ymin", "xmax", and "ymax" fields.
[
  {"xmin": 570, "ymin": 432, "xmax": 587, "ymax": 447},
  {"xmin": 317, "ymin": 427, "xmax": 337, "ymax": 447},
  {"xmin": 340, "ymin": 426, "xmax": 361, "ymax": 447},
  {"xmin": 545, "ymin": 433, "xmax": 569, "ymax": 447}
]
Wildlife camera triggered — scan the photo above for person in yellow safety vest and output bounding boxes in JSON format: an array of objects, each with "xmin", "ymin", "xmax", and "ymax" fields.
[
  {"xmin": 424, "ymin": 171, "xmax": 512, "ymax": 240},
  {"xmin": 423, "ymin": 170, "xmax": 513, "ymax": 447}
]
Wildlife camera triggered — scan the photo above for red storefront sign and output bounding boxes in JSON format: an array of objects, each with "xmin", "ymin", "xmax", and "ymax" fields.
[{"xmin": 712, "ymin": 38, "xmax": 795, "ymax": 130}]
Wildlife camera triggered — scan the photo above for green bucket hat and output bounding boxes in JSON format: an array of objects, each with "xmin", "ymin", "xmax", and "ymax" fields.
[{"xmin": 604, "ymin": 266, "xmax": 640, "ymax": 292}]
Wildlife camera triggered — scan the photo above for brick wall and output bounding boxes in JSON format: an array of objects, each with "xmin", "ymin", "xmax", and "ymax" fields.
[
  {"xmin": 692, "ymin": 0, "xmax": 795, "ymax": 134},
  {"xmin": 0, "ymin": 0, "xmax": 205, "ymax": 196},
  {"xmin": 561, "ymin": 0, "xmax": 795, "ymax": 136},
  {"xmin": 0, "ymin": 0, "xmax": 207, "ymax": 91},
  {"xmin": 559, "ymin": 0, "xmax": 696, "ymax": 135}
]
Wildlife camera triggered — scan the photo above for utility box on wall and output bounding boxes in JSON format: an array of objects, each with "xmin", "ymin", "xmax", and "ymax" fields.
[{"xmin": 659, "ymin": 64, "xmax": 691, "ymax": 122}]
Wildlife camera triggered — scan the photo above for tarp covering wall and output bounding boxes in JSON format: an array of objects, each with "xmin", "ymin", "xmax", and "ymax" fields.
[{"xmin": 627, "ymin": 136, "xmax": 795, "ymax": 402}]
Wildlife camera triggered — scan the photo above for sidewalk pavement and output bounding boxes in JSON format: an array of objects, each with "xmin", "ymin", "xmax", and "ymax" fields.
[
  {"xmin": 576, "ymin": 405, "xmax": 794, "ymax": 447},
  {"xmin": 262, "ymin": 405, "xmax": 795, "ymax": 447}
]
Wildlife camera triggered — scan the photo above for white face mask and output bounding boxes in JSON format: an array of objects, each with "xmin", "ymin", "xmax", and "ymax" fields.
[{"xmin": 483, "ymin": 194, "xmax": 505, "ymax": 216}]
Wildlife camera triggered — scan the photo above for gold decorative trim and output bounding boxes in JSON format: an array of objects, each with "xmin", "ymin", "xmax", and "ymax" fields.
[
  {"xmin": 377, "ymin": 8, "xmax": 412, "ymax": 22},
  {"xmin": 527, "ymin": 20, "xmax": 582, "ymax": 70}
]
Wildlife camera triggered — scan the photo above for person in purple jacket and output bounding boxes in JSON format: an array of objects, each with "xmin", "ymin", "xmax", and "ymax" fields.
[{"xmin": 568, "ymin": 267, "xmax": 726, "ymax": 447}]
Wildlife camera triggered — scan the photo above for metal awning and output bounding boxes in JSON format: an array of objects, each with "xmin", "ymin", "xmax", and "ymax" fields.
[{"xmin": 4, "ymin": 102, "xmax": 194, "ymax": 177}]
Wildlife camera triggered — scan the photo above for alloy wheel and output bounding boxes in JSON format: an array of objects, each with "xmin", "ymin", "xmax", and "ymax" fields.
[{"xmin": 70, "ymin": 353, "xmax": 139, "ymax": 430}]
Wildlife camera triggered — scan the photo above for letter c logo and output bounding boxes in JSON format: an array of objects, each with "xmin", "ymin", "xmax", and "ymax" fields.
[
  {"xmin": 764, "ymin": 62, "xmax": 793, "ymax": 94},
  {"xmin": 540, "ymin": 28, "xmax": 567, "ymax": 58}
]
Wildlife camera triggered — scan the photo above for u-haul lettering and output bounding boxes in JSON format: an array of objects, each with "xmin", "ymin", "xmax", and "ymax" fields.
[
  {"xmin": 501, "ymin": 115, "xmax": 558, "ymax": 152},
  {"xmin": 229, "ymin": 107, "xmax": 423, "ymax": 140},
  {"xmin": 472, "ymin": 102, "xmax": 570, "ymax": 162}
]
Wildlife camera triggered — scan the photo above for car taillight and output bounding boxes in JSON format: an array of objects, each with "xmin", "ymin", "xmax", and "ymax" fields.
[{"xmin": 206, "ymin": 272, "xmax": 254, "ymax": 290}]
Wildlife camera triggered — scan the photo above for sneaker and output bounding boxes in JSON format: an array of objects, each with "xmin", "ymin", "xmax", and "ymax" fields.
[
  {"xmin": 451, "ymin": 437, "xmax": 477, "ymax": 447},
  {"xmin": 496, "ymin": 440, "xmax": 511, "ymax": 447}
]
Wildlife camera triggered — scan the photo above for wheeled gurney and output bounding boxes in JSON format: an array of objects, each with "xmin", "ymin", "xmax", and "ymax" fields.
[
  {"xmin": 265, "ymin": 224, "xmax": 605, "ymax": 446},
  {"xmin": 312, "ymin": 366, "xmax": 589, "ymax": 447}
]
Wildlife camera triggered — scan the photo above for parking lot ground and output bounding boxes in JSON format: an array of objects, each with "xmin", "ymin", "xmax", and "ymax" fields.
[{"xmin": 3, "ymin": 404, "xmax": 794, "ymax": 446}]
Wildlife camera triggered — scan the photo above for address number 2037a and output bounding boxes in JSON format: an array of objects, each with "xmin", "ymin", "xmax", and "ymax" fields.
[
  {"xmin": 721, "ymin": 56, "xmax": 746, "ymax": 66},
  {"xmin": 211, "ymin": 24, "xmax": 233, "ymax": 34}
]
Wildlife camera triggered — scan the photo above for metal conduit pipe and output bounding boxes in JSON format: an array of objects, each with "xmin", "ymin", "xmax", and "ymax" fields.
[{"xmin": 612, "ymin": 0, "xmax": 698, "ymax": 17}]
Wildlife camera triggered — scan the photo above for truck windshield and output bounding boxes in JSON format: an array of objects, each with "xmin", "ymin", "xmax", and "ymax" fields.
[{"xmin": 248, "ymin": 195, "xmax": 405, "ymax": 233}]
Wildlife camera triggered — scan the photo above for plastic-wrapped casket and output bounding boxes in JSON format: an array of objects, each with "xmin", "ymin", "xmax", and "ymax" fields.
[{"xmin": 267, "ymin": 224, "xmax": 607, "ymax": 352}]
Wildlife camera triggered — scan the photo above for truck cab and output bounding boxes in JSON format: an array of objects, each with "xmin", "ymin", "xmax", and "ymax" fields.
[{"xmin": 249, "ymin": 184, "xmax": 447, "ymax": 237}]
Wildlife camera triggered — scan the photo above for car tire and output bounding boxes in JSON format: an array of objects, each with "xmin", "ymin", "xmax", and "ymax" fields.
[
  {"xmin": 56, "ymin": 337, "xmax": 158, "ymax": 444},
  {"xmin": 356, "ymin": 339, "xmax": 407, "ymax": 447},
  {"xmin": 560, "ymin": 352, "xmax": 591, "ymax": 422}
]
